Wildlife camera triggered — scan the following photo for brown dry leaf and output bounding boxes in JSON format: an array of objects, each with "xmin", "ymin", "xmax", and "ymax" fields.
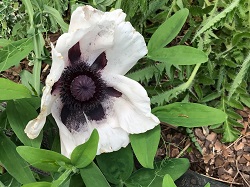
[
  {"xmin": 206, "ymin": 132, "xmax": 217, "ymax": 142},
  {"xmin": 214, "ymin": 140, "xmax": 222, "ymax": 152},
  {"xmin": 243, "ymin": 154, "xmax": 250, "ymax": 161},
  {"xmin": 203, "ymin": 153, "xmax": 214, "ymax": 164},
  {"xmin": 234, "ymin": 142, "xmax": 245, "ymax": 151}
]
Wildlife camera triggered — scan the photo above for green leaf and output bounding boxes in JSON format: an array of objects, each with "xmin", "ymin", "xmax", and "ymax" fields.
[
  {"xmin": 80, "ymin": 162, "xmax": 111, "ymax": 187},
  {"xmin": 96, "ymin": 146, "xmax": 134, "ymax": 184},
  {"xmin": 71, "ymin": 129, "xmax": 99, "ymax": 168},
  {"xmin": 222, "ymin": 121, "xmax": 240, "ymax": 142},
  {"xmin": 0, "ymin": 132, "xmax": 35, "ymax": 184},
  {"xmin": 125, "ymin": 158, "xmax": 189, "ymax": 187},
  {"xmin": 16, "ymin": 146, "xmax": 71, "ymax": 172},
  {"xmin": 148, "ymin": 8, "xmax": 189, "ymax": 52},
  {"xmin": 152, "ymin": 102, "xmax": 227, "ymax": 127},
  {"xmin": 22, "ymin": 182, "xmax": 52, "ymax": 187},
  {"xmin": 20, "ymin": 70, "xmax": 36, "ymax": 94},
  {"xmin": 51, "ymin": 169, "xmax": 72, "ymax": 187},
  {"xmin": 130, "ymin": 125, "xmax": 160, "ymax": 169},
  {"xmin": 0, "ymin": 172, "xmax": 20, "ymax": 186},
  {"xmin": 204, "ymin": 182, "xmax": 211, "ymax": 187},
  {"xmin": 226, "ymin": 98, "xmax": 244, "ymax": 110},
  {"xmin": 240, "ymin": 95, "xmax": 250, "ymax": 108},
  {"xmin": 148, "ymin": 46, "xmax": 208, "ymax": 65},
  {"xmin": 6, "ymin": 99, "xmax": 42, "ymax": 148},
  {"xmin": 43, "ymin": 5, "xmax": 69, "ymax": 33},
  {"xmin": 0, "ymin": 78, "xmax": 32, "ymax": 100},
  {"xmin": 0, "ymin": 38, "xmax": 33, "ymax": 72},
  {"xmin": 162, "ymin": 174, "xmax": 177, "ymax": 187},
  {"xmin": 0, "ymin": 39, "xmax": 11, "ymax": 47}
]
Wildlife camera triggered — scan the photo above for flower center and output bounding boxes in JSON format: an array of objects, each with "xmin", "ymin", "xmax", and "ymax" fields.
[
  {"xmin": 70, "ymin": 75, "xmax": 96, "ymax": 101},
  {"xmin": 59, "ymin": 63, "xmax": 106, "ymax": 111}
]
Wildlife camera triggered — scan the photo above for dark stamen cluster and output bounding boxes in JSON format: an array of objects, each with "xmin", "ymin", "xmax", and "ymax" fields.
[{"xmin": 60, "ymin": 62, "xmax": 107, "ymax": 111}]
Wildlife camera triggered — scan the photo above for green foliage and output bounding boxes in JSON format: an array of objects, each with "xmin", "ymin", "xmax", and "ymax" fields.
[
  {"xmin": 6, "ymin": 98, "xmax": 42, "ymax": 147},
  {"xmin": 153, "ymin": 102, "xmax": 227, "ymax": 127},
  {"xmin": 96, "ymin": 146, "xmax": 134, "ymax": 185},
  {"xmin": 162, "ymin": 174, "xmax": 177, "ymax": 187},
  {"xmin": 0, "ymin": 132, "xmax": 36, "ymax": 184},
  {"xmin": 71, "ymin": 129, "xmax": 99, "ymax": 168},
  {"xmin": 0, "ymin": 0, "xmax": 24, "ymax": 38},
  {"xmin": 130, "ymin": 125, "xmax": 161, "ymax": 169},
  {"xmin": 16, "ymin": 146, "xmax": 71, "ymax": 172},
  {"xmin": 125, "ymin": 158, "xmax": 190, "ymax": 187},
  {"xmin": 0, "ymin": 38, "xmax": 33, "ymax": 71},
  {"xmin": 0, "ymin": 78, "xmax": 31, "ymax": 100}
]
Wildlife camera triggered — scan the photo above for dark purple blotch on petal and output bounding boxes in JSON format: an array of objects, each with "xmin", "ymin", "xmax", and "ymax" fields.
[
  {"xmin": 106, "ymin": 87, "xmax": 122, "ymax": 97},
  {"xmin": 90, "ymin": 52, "xmax": 107, "ymax": 71},
  {"xmin": 68, "ymin": 42, "xmax": 81, "ymax": 63},
  {"xmin": 85, "ymin": 104, "xmax": 105, "ymax": 121},
  {"xmin": 51, "ymin": 80, "xmax": 61, "ymax": 95},
  {"xmin": 61, "ymin": 105, "xmax": 86, "ymax": 132}
]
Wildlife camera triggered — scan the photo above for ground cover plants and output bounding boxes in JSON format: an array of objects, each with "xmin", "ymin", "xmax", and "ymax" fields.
[{"xmin": 0, "ymin": 0, "xmax": 249, "ymax": 186}]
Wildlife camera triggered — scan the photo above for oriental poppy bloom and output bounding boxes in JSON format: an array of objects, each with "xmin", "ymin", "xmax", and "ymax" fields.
[{"xmin": 25, "ymin": 5, "xmax": 159, "ymax": 158}]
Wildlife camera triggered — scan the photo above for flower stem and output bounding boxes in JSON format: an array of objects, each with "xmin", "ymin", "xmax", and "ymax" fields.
[{"xmin": 22, "ymin": 0, "xmax": 42, "ymax": 95}]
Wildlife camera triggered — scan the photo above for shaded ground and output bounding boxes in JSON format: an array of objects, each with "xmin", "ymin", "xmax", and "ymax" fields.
[{"xmin": 158, "ymin": 107, "xmax": 250, "ymax": 187}]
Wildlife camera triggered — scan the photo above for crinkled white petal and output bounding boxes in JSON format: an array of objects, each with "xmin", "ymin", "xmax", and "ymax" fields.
[
  {"xmin": 56, "ymin": 5, "xmax": 146, "ymax": 74},
  {"xmin": 51, "ymin": 98, "xmax": 77, "ymax": 158},
  {"xmin": 25, "ymin": 86, "xmax": 59, "ymax": 139},
  {"xmin": 51, "ymin": 98, "xmax": 130, "ymax": 157},
  {"xmin": 24, "ymin": 46, "xmax": 64, "ymax": 139},
  {"xmin": 103, "ymin": 21, "xmax": 147, "ymax": 75},
  {"xmin": 103, "ymin": 74, "xmax": 160, "ymax": 134}
]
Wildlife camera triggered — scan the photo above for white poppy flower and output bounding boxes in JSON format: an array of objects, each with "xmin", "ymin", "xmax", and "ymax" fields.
[{"xmin": 25, "ymin": 5, "xmax": 160, "ymax": 158}]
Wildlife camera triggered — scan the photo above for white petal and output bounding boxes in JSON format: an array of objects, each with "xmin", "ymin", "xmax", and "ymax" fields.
[
  {"xmin": 57, "ymin": 5, "xmax": 146, "ymax": 74},
  {"xmin": 95, "ymin": 125, "xmax": 129, "ymax": 155},
  {"xmin": 104, "ymin": 74, "xmax": 160, "ymax": 134},
  {"xmin": 25, "ymin": 86, "xmax": 59, "ymax": 139},
  {"xmin": 51, "ymin": 98, "xmax": 77, "ymax": 158},
  {"xmin": 46, "ymin": 45, "xmax": 66, "ymax": 86},
  {"xmin": 73, "ymin": 114, "xmax": 130, "ymax": 155},
  {"xmin": 50, "ymin": 98, "xmax": 130, "ymax": 157},
  {"xmin": 103, "ymin": 21, "xmax": 147, "ymax": 75},
  {"xmin": 24, "ymin": 46, "xmax": 64, "ymax": 139}
]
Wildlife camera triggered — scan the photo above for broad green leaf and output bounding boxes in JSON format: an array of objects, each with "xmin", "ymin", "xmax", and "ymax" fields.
[
  {"xmin": 96, "ymin": 146, "xmax": 134, "ymax": 184},
  {"xmin": 152, "ymin": 102, "xmax": 227, "ymax": 127},
  {"xmin": 0, "ymin": 132, "xmax": 35, "ymax": 184},
  {"xmin": 0, "ymin": 39, "xmax": 11, "ymax": 47},
  {"xmin": 0, "ymin": 38, "xmax": 33, "ymax": 71},
  {"xmin": 148, "ymin": 46, "xmax": 208, "ymax": 65},
  {"xmin": 162, "ymin": 174, "xmax": 177, "ymax": 187},
  {"xmin": 43, "ymin": 5, "xmax": 69, "ymax": 33},
  {"xmin": 0, "ymin": 78, "xmax": 32, "ymax": 100},
  {"xmin": 148, "ymin": 9, "xmax": 189, "ymax": 52},
  {"xmin": 0, "ymin": 172, "xmax": 20, "ymax": 186},
  {"xmin": 22, "ymin": 182, "xmax": 51, "ymax": 187},
  {"xmin": 16, "ymin": 146, "xmax": 71, "ymax": 172},
  {"xmin": 80, "ymin": 162, "xmax": 111, "ymax": 187},
  {"xmin": 6, "ymin": 99, "xmax": 42, "ymax": 147},
  {"xmin": 125, "ymin": 158, "xmax": 189, "ymax": 187},
  {"xmin": 20, "ymin": 70, "xmax": 36, "ymax": 94},
  {"xmin": 71, "ymin": 129, "xmax": 99, "ymax": 168},
  {"xmin": 130, "ymin": 125, "xmax": 160, "ymax": 169}
]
